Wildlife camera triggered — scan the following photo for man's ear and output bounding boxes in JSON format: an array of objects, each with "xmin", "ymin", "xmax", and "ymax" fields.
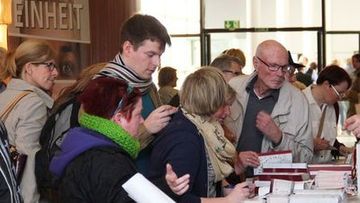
[
  {"xmin": 323, "ymin": 80, "xmax": 330, "ymax": 86},
  {"xmin": 122, "ymin": 41, "xmax": 133, "ymax": 55},
  {"xmin": 253, "ymin": 56, "xmax": 258, "ymax": 71}
]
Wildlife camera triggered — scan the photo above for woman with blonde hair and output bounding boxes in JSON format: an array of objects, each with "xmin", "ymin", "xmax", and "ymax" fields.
[
  {"xmin": 0, "ymin": 39, "xmax": 58, "ymax": 203},
  {"xmin": 149, "ymin": 67, "xmax": 249, "ymax": 203}
]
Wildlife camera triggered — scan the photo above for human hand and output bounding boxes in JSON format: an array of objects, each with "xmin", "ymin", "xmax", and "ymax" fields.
[
  {"xmin": 143, "ymin": 105, "xmax": 177, "ymax": 134},
  {"xmin": 236, "ymin": 151, "xmax": 260, "ymax": 171},
  {"xmin": 344, "ymin": 114, "xmax": 360, "ymax": 138},
  {"xmin": 313, "ymin": 138, "xmax": 330, "ymax": 152},
  {"xmin": 225, "ymin": 182, "xmax": 250, "ymax": 203},
  {"xmin": 165, "ymin": 163, "xmax": 190, "ymax": 196},
  {"xmin": 339, "ymin": 145, "xmax": 354, "ymax": 156},
  {"xmin": 256, "ymin": 111, "xmax": 282, "ymax": 144}
]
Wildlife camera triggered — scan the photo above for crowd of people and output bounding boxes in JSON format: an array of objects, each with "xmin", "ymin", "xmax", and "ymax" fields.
[{"xmin": 0, "ymin": 13, "xmax": 360, "ymax": 203}]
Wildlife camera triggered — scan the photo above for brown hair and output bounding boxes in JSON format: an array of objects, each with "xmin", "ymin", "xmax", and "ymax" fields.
[
  {"xmin": 222, "ymin": 48, "xmax": 246, "ymax": 67},
  {"xmin": 316, "ymin": 65, "xmax": 352, "ymax": 89},
  {"xmin": 120, "ymin": 14, "xmax": 171, "ymax": 53},
  {"xmin": 158, "ymin": 66, "xmax": 177, "ymax": 87}
]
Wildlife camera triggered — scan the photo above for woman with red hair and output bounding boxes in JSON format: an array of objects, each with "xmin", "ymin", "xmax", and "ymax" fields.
[{"xmin": 49, "ymin": 77, "xmax": 188, "ymax": 202}]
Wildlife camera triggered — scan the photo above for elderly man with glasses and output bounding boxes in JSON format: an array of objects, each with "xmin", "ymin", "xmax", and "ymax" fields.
[{"xmin": 225, "ymin": 40, "xmax": 313, "ymax": 178}]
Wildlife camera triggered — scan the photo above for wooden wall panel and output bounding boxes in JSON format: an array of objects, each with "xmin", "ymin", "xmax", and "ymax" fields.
[{"xmin": 88, "ymin": 0, "xmax": 137, "ymax": 64}]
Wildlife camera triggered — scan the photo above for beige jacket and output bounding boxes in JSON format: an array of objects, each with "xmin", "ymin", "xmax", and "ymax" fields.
[
  {"xmin": 225, "ymin": 73, "xmax": 313, "ymax": 163},
  {"xmin": 0, "ymin": 79, "xmax": 54, "ymax": 203}
]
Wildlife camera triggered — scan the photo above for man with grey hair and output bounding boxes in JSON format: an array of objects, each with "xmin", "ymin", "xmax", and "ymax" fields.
[
  {"xmin": 225, "ymin": 40, "xmax": 313, "ymax": 177},
  {"xmin": 210, "ymin": 54, "xmax": 243, "ymax": 81}
]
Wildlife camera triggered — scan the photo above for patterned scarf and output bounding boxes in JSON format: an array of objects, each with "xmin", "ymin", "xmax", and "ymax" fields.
[
  {"xmin": 182, "ymin": 108, "xmax": 236, "ymax": 182},
  {"xmin": 79, "ymin": 113, "xmax": 140, "ymax": 159},
  {"xmin": 95, "ymin": 53, "xmax": 153, "ymax": 94}
]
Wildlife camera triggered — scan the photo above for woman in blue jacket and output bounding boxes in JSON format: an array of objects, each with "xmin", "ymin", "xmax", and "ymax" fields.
[{"xmin": 149, "ymin": 67, "xmax": 250, "ymax": 203}]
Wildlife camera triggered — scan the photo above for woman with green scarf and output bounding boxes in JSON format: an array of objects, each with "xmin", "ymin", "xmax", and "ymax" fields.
[{"xmin": 49, "ymin": 77, "xmax": 187, "ymax": 202}]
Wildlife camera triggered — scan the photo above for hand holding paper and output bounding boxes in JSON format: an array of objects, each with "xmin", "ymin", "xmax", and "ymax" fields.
[
  {"xmin": 253, "ymin": 151, "xmax": 292, "ymax": 175},
  {"xmin": 122, "ymin": 173, "xmax": 175, "ymax": 203}
]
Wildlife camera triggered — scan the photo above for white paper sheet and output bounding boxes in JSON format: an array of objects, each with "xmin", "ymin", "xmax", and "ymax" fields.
[
  {"xmin": 122, "ymin": 173, "xmax": 175, "ymax": 203},
  {"xmin": 254, "ymin": 151, "xmax": 292, "ymax": 175}
]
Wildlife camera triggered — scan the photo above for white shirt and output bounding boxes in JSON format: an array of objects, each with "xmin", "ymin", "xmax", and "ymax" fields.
[{"xmin": 303, "ymin": 86, "xmax": 337, "ymax": 163}]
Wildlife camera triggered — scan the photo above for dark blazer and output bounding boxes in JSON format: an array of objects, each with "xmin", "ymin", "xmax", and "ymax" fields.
[{"xmin": 148, "ymin": 110, "xmax": 209, "ymax": 203}]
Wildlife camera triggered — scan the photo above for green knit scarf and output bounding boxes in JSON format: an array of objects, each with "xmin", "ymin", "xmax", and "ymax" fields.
[{"xmin": 79, "ymin": 113, "xmax": 140, "ymax": 159}]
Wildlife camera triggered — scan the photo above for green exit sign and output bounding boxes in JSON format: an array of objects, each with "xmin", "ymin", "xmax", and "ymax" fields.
[{"xmin": 224, "ymin": 20, "xmax": 240, "ymax": 30}]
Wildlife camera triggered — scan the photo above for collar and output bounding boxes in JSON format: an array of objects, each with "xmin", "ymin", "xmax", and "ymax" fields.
[
  {"xmin": 79, "ymin": 113, "xmax": 140, "ymax": 159},
  {"xmin": 245, "ymin": 76, "xmax": 280, "ymax": 100},
  {"xmin": 96, "ymin": 53, "xmax": 154, "ymax": 95},
  {"xmin": 7, "ymin": 78, "xmax": 54, "ymax": 108}
]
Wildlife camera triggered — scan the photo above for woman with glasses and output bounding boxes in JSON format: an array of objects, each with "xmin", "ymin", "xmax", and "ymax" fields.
[
  {"xmin": 0, "ymin": 39, "xmax": 58, "ymax": 203},
  {"xmin": 302, "ymin": 65, "xmax": 353, "ymax": 163}
]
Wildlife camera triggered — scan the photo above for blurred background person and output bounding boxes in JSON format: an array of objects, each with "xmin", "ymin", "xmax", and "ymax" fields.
[
  {"xmin": 222, "ymin": 48, "xmax": 246, "ymax": 68},
  {"xmin": 286, "ymin": 51, "xmax": 306, "ymax": 90},
  {"xmin": 346, "ymin": 53, "xmax": 360, "ymax": 117},
  {"xmin": 158, "ymin": 66, "xmax": 179, "ymax": 105},
  {"xmin": 296, "ymin": 64, "xmax": 313, "ymax": 87},
  {"xmin": 210, "ymin": 54, "xmax": 243, "ymax": 81},
  {"xmin": 222, "ymin": 48, "xmax": 246, "ymax": 75},
  {"xmin": 305, "ymin": 62, "xmax": 318, "ymax": 83}
]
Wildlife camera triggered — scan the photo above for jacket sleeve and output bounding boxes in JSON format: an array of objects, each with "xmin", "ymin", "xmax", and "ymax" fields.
[
  {"xmin": 91, "ymin": 153, "xmax": 137, "ymax": 203},
  {"xmin": 137, "ymin": 84, "xmax": 162, "ymax": 149},
  {"xmin": 271, "ymin": 92, "xmax": 314, "ymax": 163},
  {"xmin": 59, "ymin": 148, "xmax": 137, "ymax": 203},
  {"xmin": 150, "ymin": 129, "xmax": 202, "ymax": 203}
]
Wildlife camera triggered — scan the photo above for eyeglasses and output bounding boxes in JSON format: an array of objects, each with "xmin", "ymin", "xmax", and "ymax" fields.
[
  {"xmin": 32, "ymin": 62, "xmax": 57, "ymax": 71},
  {"xmin": 222, "ymin": 70, "xmax": 241, "ymax": 76},
  {"xmin": 330, "ymin": 85, "xmax": 345, "ymax": 99},
  {"xmin": 256, "ymin": 56, "xmax": 293, "ymax": 73}
]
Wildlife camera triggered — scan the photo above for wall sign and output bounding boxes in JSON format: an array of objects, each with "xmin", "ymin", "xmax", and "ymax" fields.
[{"xmin": 8, "ymin": 0, "xmax": 90, "ymax": 43}]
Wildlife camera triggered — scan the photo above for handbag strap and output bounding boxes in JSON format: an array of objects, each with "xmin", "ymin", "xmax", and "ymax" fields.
[
  {"xmin": 316, "ymin": 105, "xmax": 327, "ymax": 138},
  {"xmin": 0, "ymin": 91, "xmax": 32, "ymax": 122}
]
